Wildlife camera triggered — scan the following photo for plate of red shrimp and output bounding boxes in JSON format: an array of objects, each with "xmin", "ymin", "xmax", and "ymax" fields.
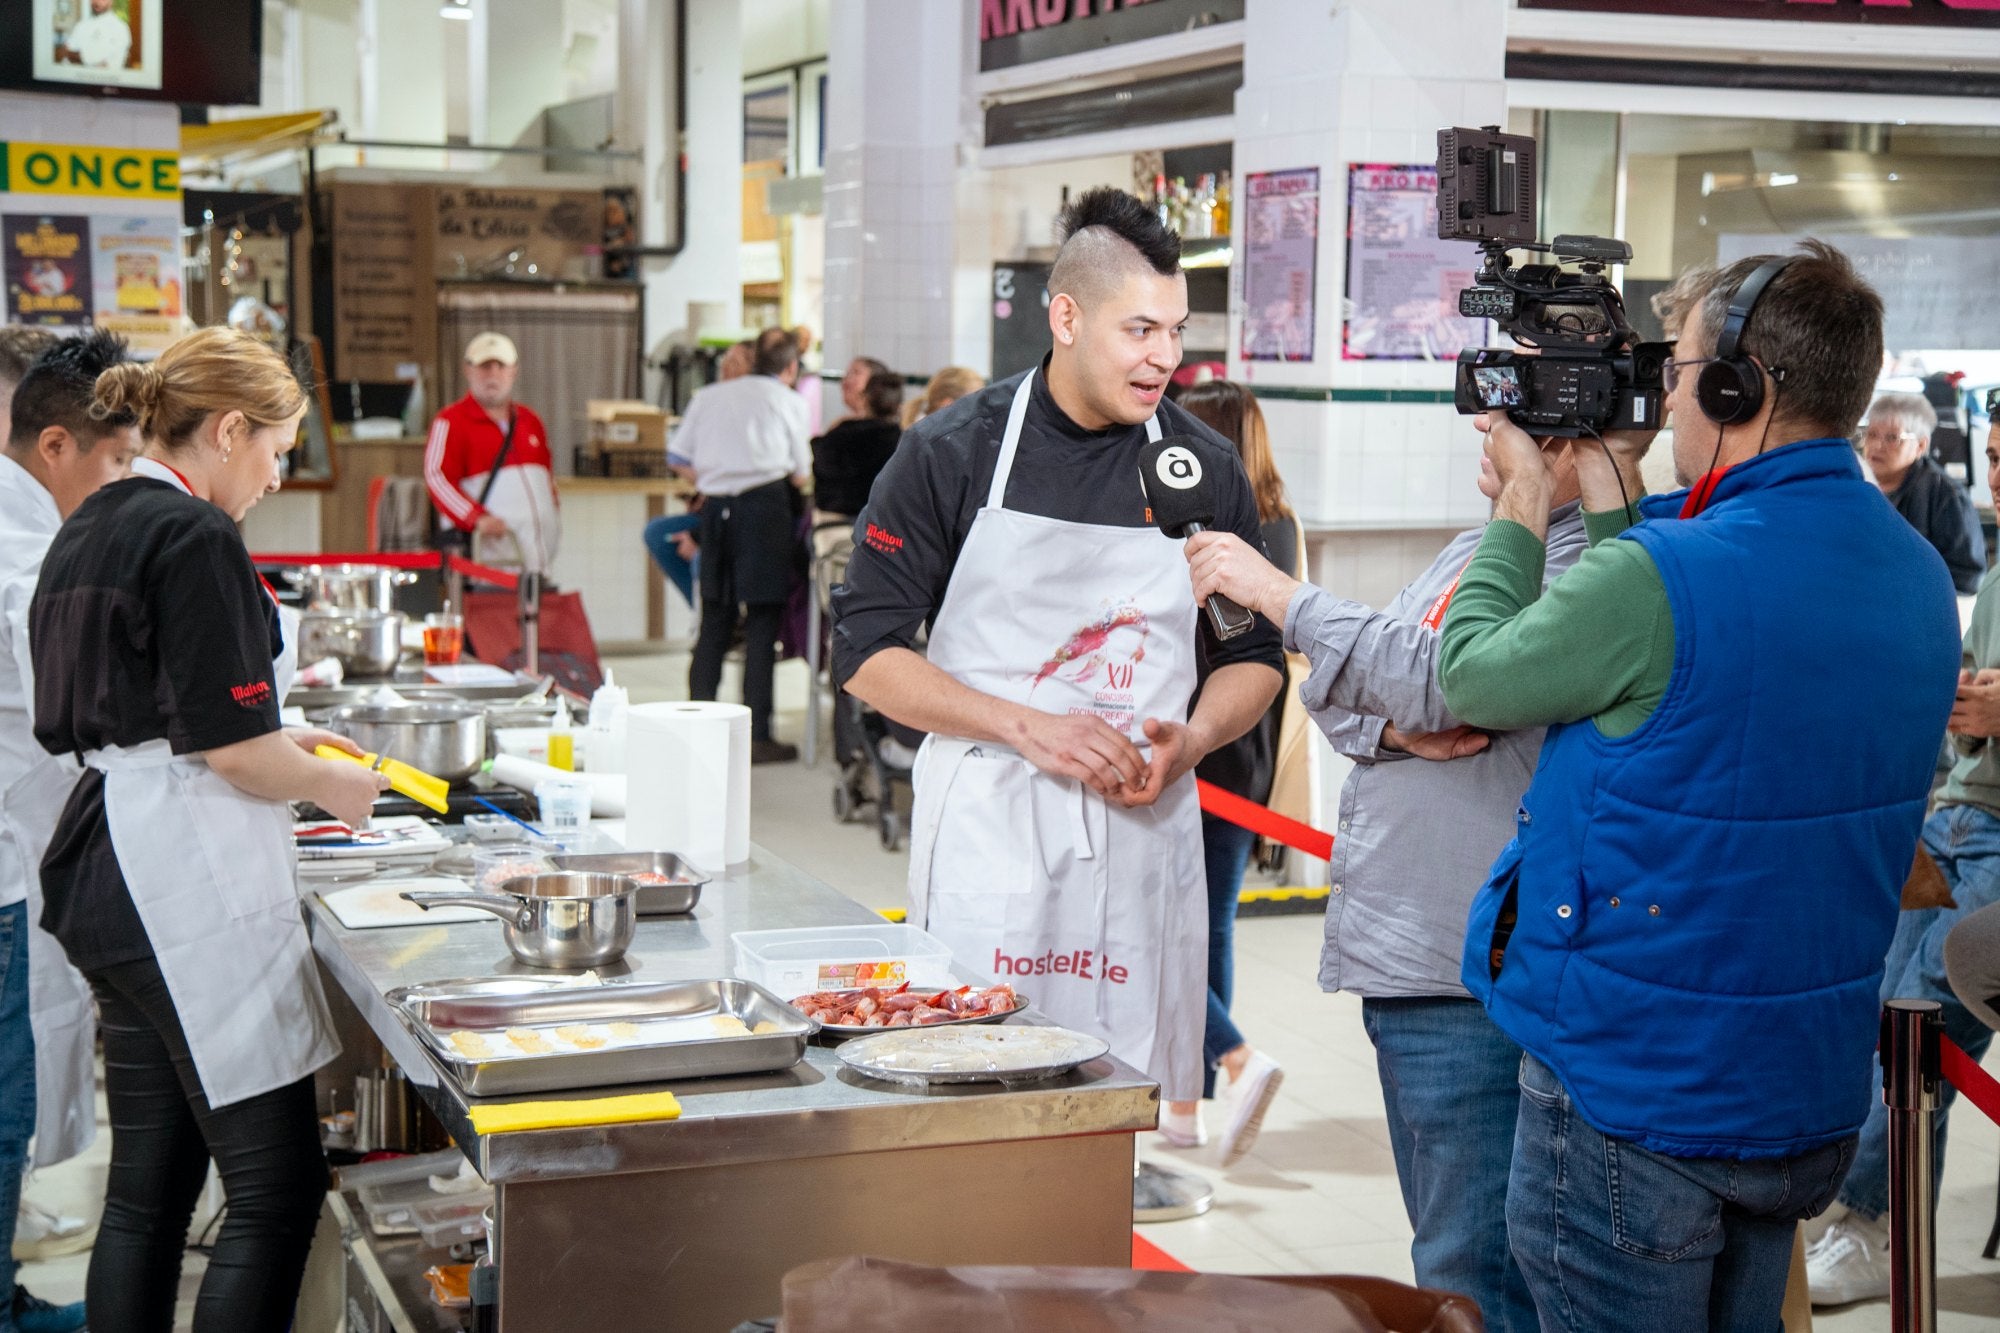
[{"xmin": 788, "ymin": 982, "xmax": 1024, "ymax": 1037}]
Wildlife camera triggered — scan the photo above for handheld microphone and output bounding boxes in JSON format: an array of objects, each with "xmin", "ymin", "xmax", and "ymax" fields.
[{"xmin": 1137, "ymin": 435, "xmax": 1257, "ymax": 641}]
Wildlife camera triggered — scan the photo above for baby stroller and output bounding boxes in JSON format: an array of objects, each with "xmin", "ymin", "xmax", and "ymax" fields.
[{"xmin": 812, "ymin": 518, "xmax": 920, "ymax": 851}]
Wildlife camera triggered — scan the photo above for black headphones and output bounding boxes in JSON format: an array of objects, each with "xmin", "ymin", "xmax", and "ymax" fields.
[{"xmin": 1694, "ymin": 257, "xmax": 1795, "ymax": 426}]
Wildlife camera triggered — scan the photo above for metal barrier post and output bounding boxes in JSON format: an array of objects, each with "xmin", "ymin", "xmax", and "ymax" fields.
[
  {"xmin": 1884, "ymin": 997, "xmax": 1944, "ymax": 1333},
  {"xmin": 518, "ymin": 571, "xmax": 542, "ymax": 678}
]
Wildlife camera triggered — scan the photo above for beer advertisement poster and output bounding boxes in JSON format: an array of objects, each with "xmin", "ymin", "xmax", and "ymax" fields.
[{"xmin": 4, "ymin": 213, "xmax": 93, "ymax": 327}]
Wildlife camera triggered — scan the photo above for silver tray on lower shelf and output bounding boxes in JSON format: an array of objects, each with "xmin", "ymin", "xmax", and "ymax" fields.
[{"xmin": 386, "ymin": 975, "xmax": 815, "ymax": 1096}]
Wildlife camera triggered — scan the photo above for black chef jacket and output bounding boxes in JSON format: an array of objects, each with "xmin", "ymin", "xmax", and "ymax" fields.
[
  {"xmin": 31, "ymin": 476, "xmax": 284, "ymax": 969},
  {"xmin": 830, "ymin": 363, "xmax": 1285, "ymax": 691}
]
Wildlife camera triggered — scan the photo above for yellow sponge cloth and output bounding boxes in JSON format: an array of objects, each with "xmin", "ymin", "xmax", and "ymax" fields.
[{"xmin": 467, "ymin": 1091, "xmax": 682, "ymax": 1134}]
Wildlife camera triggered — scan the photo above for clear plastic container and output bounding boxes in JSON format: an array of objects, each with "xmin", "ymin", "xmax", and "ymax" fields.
[
  {"xmin": 534, "ymin": 778, "xmax": 593, "ymax": 841},
  {"xmin": 469, "ymin": 842, "xmax": 553, "ymax": 892},
  {"xmin": 728, "ymin": 924, "xmax": 955, "ymax": 998}
]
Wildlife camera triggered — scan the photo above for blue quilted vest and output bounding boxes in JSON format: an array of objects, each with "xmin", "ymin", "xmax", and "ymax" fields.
[{"xmin": 1461, "ymin": 438, "xmax": 1961, "ymax": 1158}]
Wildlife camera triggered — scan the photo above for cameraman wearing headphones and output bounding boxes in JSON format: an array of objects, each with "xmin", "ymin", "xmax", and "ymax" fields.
[{"xmin": 1427, "ymin": 241, "xmax": 1961, "ymax": 1330}]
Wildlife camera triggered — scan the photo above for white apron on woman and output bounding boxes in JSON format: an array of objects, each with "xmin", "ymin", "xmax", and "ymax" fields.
[
  {"xmin": 84, "ymin": 460, "xmax": 335, "ymax": 1110},
  {"xmin": 907, "ymin": 370, "xmax": 1208, "ymax": 1100},
  {"xmin": 0, "ymin": 457, "xmax": 96, "ymax": 1166}
]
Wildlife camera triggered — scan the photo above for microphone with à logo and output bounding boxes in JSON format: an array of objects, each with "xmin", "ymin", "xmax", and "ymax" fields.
[{"xmin": 1137, "ymin": 435, "xmax": 1256, "ymax": 641}]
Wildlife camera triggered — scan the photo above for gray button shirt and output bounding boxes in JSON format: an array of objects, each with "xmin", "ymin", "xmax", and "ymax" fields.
[{"xmin": 1285, "ymin": 502, "xmax": 1588, "ymax": 998}]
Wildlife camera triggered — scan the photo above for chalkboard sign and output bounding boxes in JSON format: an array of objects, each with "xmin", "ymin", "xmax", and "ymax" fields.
[
  {"xmin": 1718, "ymin": 233, "xmax": 2000, "ymax": 352},
  {"xmin": 991, "ymin": 261, "xmax": 1052, "ymax": 382}
]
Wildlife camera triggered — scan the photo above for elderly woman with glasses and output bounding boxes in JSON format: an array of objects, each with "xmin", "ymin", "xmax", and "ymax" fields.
[{"xmin": 1864, "ymin": 391, "xmax": 1986, "ymax": 594}]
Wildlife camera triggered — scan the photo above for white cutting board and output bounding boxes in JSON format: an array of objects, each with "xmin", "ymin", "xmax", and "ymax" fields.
[{"xmin": 319, "ymin": 878, "xmax": 497, "ymax": 930}]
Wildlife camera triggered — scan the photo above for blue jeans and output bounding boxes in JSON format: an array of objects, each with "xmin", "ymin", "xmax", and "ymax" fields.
[
  {"xmin": 1509, "ymin": 1054, "xmax": 1852, "ymax": 1333},
  {"xmin": 1363, "ymin": 996, "xmax": 1538, "ymax": 1333},
  {"xmin": 1200, "ymin": 814, "xmax": 1254, "ymax": 1098},
  {"xmin": 642, "ymin": 513, "xmax": 700, "ymax": 606},
  {"xmin": 1841, "ymin": 803, "xmax": 2000, "ymax": 1219},
  {"xmin": 0, "ymin": 901, "xmax": 36, "ymax": 1330}
]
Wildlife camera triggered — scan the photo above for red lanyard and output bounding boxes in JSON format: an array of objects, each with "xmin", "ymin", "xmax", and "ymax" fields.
[
  {"xmin": 1421, "ymin": 559, "xmax": 1475, "ymax": 631},
  {"xmin": 1680, "ymin": 466, "xmax": 1730, "ymax": 518}
]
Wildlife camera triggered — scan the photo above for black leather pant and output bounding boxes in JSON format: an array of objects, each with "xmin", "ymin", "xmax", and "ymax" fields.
[
  {"xmin": 86, "ymin": 956, "xmax": 328, "ymax": 1333},
  {"xmin": 690, "ymin": 601, "xmax": 784, "ymax": 741}
]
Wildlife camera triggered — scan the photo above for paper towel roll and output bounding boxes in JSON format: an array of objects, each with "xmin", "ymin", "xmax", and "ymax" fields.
[
  {"xmin": 488, "ymin": 754, "xmax": 626, "ymax": 817},
  {"xmin": 623, "ymin": 701, "xmax": 751, "ymax": 868}
]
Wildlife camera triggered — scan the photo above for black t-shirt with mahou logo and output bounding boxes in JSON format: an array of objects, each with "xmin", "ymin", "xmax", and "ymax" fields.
[{"xmin": 30, "ymin": 476, "xmax": 283, "ymax": 970}]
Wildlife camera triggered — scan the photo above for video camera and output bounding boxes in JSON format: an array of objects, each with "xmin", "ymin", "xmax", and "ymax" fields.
[{"xmin": 1436, "ymin": 126, "xmax": 1671, "ymax": 439}]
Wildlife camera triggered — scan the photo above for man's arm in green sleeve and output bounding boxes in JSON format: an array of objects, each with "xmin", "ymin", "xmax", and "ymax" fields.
[{"xmin": 1436, "ymin": 519, "xmax": 1673, "ymax": 734}]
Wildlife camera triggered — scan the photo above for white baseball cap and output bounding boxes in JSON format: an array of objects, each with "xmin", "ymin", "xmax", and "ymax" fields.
[{"xmin": 464, "ymin": 332, "xmax": 518, "ymax": 366}]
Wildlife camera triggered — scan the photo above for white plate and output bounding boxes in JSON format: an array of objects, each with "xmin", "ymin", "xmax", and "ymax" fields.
[{"xmin": 835, "ymin": 1025, "xmax": 1109, "ymax": 1086}]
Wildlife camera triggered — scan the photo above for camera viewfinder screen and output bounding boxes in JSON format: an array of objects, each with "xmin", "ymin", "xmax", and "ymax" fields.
[{"xmin": 1473, "ymin": 365, "xmax": 1523, "ymax": 409}]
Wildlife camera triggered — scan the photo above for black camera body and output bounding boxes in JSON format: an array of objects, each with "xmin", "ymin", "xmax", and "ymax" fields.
[{"xmin": 1437, "ymin": 126, "xmax": 1670, "ymax": 439}]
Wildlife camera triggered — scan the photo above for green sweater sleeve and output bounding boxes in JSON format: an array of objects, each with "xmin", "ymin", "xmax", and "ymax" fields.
[{"xmin": 1437, "ymin": 518, "xmax": 1675, "ymax": 738}]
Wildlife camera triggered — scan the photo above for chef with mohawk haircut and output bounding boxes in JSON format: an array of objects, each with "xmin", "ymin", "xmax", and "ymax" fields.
[{"xmin": 831, "ymin": 187, "xmax": 1284, "ymax": 1215}]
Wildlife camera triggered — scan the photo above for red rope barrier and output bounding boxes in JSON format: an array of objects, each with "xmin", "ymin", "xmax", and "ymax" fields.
[
  {"xmin": 246, "ymin": 551, "xmax": 521, "ymax": 590},
  {"xmin": 445, "ymin": 555, "xmax": 520, "ymax": 590},
  {"xmin": 1195, "ymin": 778, "xmax": 1335, "ymax": 861},
  {"xmin": 251, "ymin": 551, "xmax": 442, "ymax": 569},
  {"xmin": 1943, "ymin": 1036, "xmax": 2000, "ymax": 1128}
]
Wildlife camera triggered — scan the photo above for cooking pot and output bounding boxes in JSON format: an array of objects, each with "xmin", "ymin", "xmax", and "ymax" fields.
[
  {"xmin": 291, "ymin": 563, "xmax": 420, "ymax": 613},
  {"xmin": 401, "ymin": 872, "xmax": 639, "ymax": 969},
  {"xmin": 298, "ymin": 610, "xmax": 405, "ymax": 677},
  {"xmin": 325, "ymin": 701, "xmax": 487, "ymax": 783}
]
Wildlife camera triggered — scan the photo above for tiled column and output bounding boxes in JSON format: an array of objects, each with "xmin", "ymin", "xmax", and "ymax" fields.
[
  {"xmin": 1233, "ymin": 0, "xmax": 1509, "ymax": 530},
  {"xmin": 822, "ymin": 0, "xmax": 971, "ymax": 389}
]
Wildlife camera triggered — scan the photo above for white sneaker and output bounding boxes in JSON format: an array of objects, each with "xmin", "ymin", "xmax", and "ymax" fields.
[
  {"xmin": 1214, "ymin": 1051, "xmax": 1284, "ymax": 1168},
  {"xmin": 1800, "ymin": 1202, "xmax": 1849, "ymax": 1249},
  {"xmin": 1157, "ymin": 1104, "xmax": 1206, "ymax": 1149},
  {"xmin": 13, "ymin": 1197, "xmax": 96, "ymax": 1261},
  {"xmin": 1807, "ymin": 1212, "xmax": 1892, "ymax": 1307}
]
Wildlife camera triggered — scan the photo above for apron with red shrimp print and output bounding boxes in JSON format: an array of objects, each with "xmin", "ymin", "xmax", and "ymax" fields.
[{"xmin": 906, "ymin": 369, "xmax": 1207, "ymax": 1100}]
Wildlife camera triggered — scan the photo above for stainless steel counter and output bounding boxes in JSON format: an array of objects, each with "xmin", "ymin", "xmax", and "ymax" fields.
[{"xmin": 307, "ymin": 843, "xmax": 1158, "ymax": 1331}]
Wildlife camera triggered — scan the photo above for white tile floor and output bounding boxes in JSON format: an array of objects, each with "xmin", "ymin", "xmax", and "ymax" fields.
[{"xmin": 18, "ymin": 647, "xmax": 2000, "ymax": 1329}]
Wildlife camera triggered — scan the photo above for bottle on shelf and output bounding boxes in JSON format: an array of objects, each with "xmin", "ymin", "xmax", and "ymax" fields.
[
  {"xmin": 1213, "ymin": 172, "xmax": 1232, "ymax": 237},
  {"xmin": 1152, "ymin": 172, "xmax": 1171, "ymax": 231},
  {"xmin": 1186, "ymin": 174, "xmax": 1216, "ymax": 241}
]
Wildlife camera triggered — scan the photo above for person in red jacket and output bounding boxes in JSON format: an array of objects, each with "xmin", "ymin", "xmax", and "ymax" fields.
[{"xmin": 424, "ymin": 333, "xmax": 561, "ymax": 572}]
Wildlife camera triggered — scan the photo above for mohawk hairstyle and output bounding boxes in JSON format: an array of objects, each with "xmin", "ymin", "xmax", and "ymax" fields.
[
  {"xmin": 1055, "ymin": 186, "xmax": 1181, "ymax": 276},
  {"xmin": 9, "ymin": 327, "xmax": 132, "ymax": 454}
]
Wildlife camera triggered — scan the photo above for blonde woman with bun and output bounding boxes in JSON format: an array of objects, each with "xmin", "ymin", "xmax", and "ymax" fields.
[
  {"xmin": 29, "ymin": 327, "xmax": 386, "ymax": 1331},
  {"xmin": 901, "ymin": 365, "xmax": 986, "ymax": 429}
]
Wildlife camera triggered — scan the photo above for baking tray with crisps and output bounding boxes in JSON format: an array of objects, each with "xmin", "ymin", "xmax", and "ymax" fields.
[
  {"xmin": 386, "ymin": 976, "xmax": 814, "ymax": 1095},
  {"xmin": 790, "ymin": 983, "xmax": 1030, "ymax": 1041}
]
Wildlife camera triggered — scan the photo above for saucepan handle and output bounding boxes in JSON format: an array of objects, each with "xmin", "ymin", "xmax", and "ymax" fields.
[{"xmin": 400, "ymin": 890, "xmax": 528, "ymax": 928}]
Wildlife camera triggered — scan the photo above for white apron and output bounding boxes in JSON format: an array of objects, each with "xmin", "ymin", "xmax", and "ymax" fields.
[
  {"xmin": 908, "ymin": 370, "xmax": 1208, "ymax": 1100},
  {"xmin": 84, "ymin": 464, "xmax": 335, "ymax": 1109},
  {"xmin": 6, "ymin": 758, "xmax": 96, "ymax": 1167}
]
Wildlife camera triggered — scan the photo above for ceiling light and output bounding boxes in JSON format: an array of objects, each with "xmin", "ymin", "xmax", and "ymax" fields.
[{"xmin": 440, "ymin": 0, "xmax": 471, "ymax": 18}]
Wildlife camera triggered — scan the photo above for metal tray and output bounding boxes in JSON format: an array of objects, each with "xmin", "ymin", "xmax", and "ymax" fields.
[
  {"xmin": 549, "ymin": 850, "xmax": 706, "ymax": 916},
  {"xmin": 835, "ymin": 1025, "xmax": 1109, "ymax": 1088},
  {"xmin": 795, "ymin": 988, "xmax": 1031, "ymax": 1041},
  {"xmin": 387, "ymin": 976, "xmax": 813, "ymax": 1095}
]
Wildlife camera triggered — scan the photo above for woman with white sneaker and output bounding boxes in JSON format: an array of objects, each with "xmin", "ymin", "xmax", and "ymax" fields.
[{"xmin": 1160, "ymin": 380, "xmax": 1291, "ymax": 1166}]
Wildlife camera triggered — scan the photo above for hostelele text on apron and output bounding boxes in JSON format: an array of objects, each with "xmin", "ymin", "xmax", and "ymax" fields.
[
  {"xmin": 81, "ymin": 457, "xmax": 337, "ymax": 1109},
  {"xmin": 907, "ymin": 369, "xmax": 1208, "ymax": 1101}
]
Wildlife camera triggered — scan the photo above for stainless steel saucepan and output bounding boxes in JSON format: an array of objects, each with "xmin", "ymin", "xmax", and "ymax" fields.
[
  {"xmin": 325, "ymin": 701, "xmax": 487, "ymax": 782},
  {"xmin": 298, "ymin": 610, "xmax": 405, "ymax": 677},
  {"xmin": 291, "ymin": 563, "xmax": 420, "ymax": 613},
  {"xmin": 402, "ymin": 871, "xmax": 639, "ymax": 969}
]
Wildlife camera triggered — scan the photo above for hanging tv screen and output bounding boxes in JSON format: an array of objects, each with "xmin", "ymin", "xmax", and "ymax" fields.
[{"xmin": 0, "ymin": 0, "xmax": 262, "ymax": 107}]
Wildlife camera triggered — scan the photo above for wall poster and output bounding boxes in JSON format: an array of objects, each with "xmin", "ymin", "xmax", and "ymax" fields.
[
  {"xmin": 1240, "ymin": 168, "xmax": 1319, "ymax": 363},
  {"xmin": 1342, "ymin": 164, "xmax": 1487, "ymax": 362},
  {"xmin": 4, "ymin": 213, "xmax": 92, "ymax": 327},
  {"xmin": 91, "ymin": 212, "xmax": 179, "ymax": 354}
]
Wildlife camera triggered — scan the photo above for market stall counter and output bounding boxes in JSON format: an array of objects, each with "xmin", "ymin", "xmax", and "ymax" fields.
[{"xmin": 306, "ymin": 844, "xmax": 1159, "ymax": 1332}]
